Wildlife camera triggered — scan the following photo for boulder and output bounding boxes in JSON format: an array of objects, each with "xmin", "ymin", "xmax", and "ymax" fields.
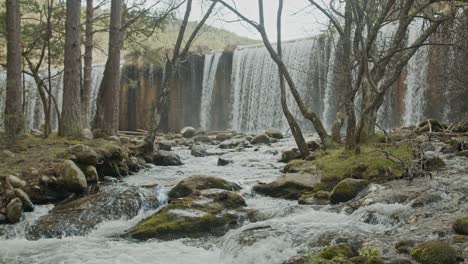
[
  {"xmin": 318, "ymin": 243, "xmax": 357, "ymax": 260},
  {"xmin": 81, "ymin": 165, "xmax": 98, "ymax": 183},
  {"xmin": 421, "ymin": 142, "xmax": 436, "ymax": 152},
  {"xmin": 280, "ymin": 149, "xmax": 300, "ymax": 163},
  {"xmin": 7, "ymin": 175, "xmax": 26, "ymax": 188},
  {"xmin": 127, "ymin": 189, "xmax": 247, "ymax": 240},
  {"xmin": 6, "ymin": 198, "xmax": 23, "ymax": 223},
  {"xmin": 66, "ymin": 144, "xmax": 99, "ymax": 165},
  {"xmin": 440, "ymin": 145, "xmax": 456, "ymax": 154},
  {"xmin": 456, "ymin": 150, "xmax": 468, "ymax": 157},
  {"xmin": 27, "ymin": 184, "xmax": 159, "ymax": 239},
  {"xmin": 298, "ymin": 191, "xmax": 330, "ymax": 205},
  {"xmin": 306, "ymin": 140, "xmax": 321, "ymax": 151},
  {"xmin": 168, "ymin": 175, "xmax": 240, "ymax": 199},
  {"xmin": 453, "ymin": 217, "xmax": 468, "ymax": 235},
  {"xmin": 218, "ymin": 158, "xmax": 232, "ymax": 166},
  {"xmin": 193, "ymin": 135, "xmax": 213, "ymax": 144},
  {"xmin": 251, "ymin": 134, "xmax": 271, "ymax": 145},
  {"xmin": 181, "ymin": 126, "xmax": 196, "ymax": 138},
  {"xmin": 157, "ymin": 140, "xmax": 173, "ymax": 151},
  {"xmin": 215, "ymin": 132, "xmax": 234, "ymax": 141},
  {"xmin": 409, "ymin": 240, "xmax": 457, "ymax": 264},
  {"xmin": 424, "ymin": 156, "xmax": 446, "ymax": 171},
  {"xmin": 265, "ymin": 129, "xmax": 284, "ymax": 139},
  {"xmin": 0, "ymin": 213, "xmax": 7, "ymax": 224},
  {"xmin": 62, "ymin": 160, "xmax": 88, "ymax": 193},
  {"xmin": 191, "ymin": 145, "xmax": 207, "ymax": 157},
  {"xmin": 330, "ymin": 178, "xmax": 368, "ymax": 204},
  {"xmin": 14, "ymin": 188, "xmax": 34, "ymax": 212},
  {"xmin": 253, "ymin": 180, "xmax": 315, "ymax": 200},
  {"xmin": 81, "ymin": 129, "xmax": 94, "ymax": 140},
  {"xmin": 153, "ymin": 150, "xmax": 182, "ymax": 166}
]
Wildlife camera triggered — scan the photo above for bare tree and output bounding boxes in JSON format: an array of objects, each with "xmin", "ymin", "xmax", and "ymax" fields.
[
  {"xmin": 93, "ymin": 0, "xmax": 123, "ymax": 135},
  {"xmin": 82, "ymin": 0, "xmax": 94, "ymax": 129},
  {"xmin": 59, "ymin": 0, "xmax": 82, "ymax": 137},
  {"xmin": 4, "ymin": 0, "xmax": 24, "ymax": 139}
]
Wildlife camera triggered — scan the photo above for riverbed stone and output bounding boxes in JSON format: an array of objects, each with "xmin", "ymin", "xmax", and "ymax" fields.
[
  {"xmin": 66, "ymin": 144, "xmax": 99, "ymax": 165},
  {"xmin": 27, "ymin": 184, "xmax": 159, "ymax": 239},
  {"xmin": 265, "ymin": 129, "xmax": 284, "ymax": 139},
  {"xmin": 330, "ymin": 178, "xmax": 368, "ymax": 204},
  {"xmin": 191, "ymin": 145, "xmax": 207, "ymax": 157},
  {"xmin": 157, "ymin": 140, "xmax": 173, "ymax": 151},
  {"xmin": 424, "ymin": 156, "xmax": 446, "ymax": 171},
  {"xmin": 62, "ymin": 160, "xmax": 88, "ymax": 193},
  {"xmin": 128, "ymin": 189, "xmax": 247, "ymax": 240},
  {"xmin": 7, "ymin": 175, "xmax": 26, "ymax": 189},
  {"xmin": 453, "ymin": 217, "xmax": 468, "ymax": 235},
  {"xmin": 6, "ymin": 198, "xmax": 23, "ymax": 223},
  {"xmin": 253, "ymin": 178, "xmax": 316, "ymax": 200},
  {"xmin": 318, "ymin": 243, "xmax": 357, "ymax": 260},
  {"xmin": 193, "ymin": 135, "xmax": 213, "ymax": 144},
  {"xmin": 153, "ymin": 150, "xmax": 182, "ymax": 166},
  {"xmin": 218, "ymin": 158, "xmax": 232, "ymax": 166},
  {"xmin": 82, "ymin": 165, "xmax": 98, "ymax": 183},
  {"xmin": 409, "ymin": 240, "xmax": 457, "ymax": 264},
  {"xmin": 14, "ymin": 188, "xmax": 34, "ymax": 212},
  {"xmin": 251, "ymin": 134, "xmax": 271, "ymax": 145},
  {"xmin": 181, "ymin": 126, "xmax": 196, "ymax": 138},
  {"xmin": 280, "ymin": 149, "xmax": 300, "ymax": 163},
  {"xmin": 168, "ymin": 175, "xmax": 240, "ymax": 199}
]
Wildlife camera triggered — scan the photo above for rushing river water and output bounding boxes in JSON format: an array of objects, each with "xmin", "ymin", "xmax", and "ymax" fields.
[{"xmin": 0, "ymin": 136, "xmax": 466, "ymax": 264}]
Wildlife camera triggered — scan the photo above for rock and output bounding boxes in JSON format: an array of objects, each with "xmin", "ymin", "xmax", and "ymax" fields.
[
  {"xmin": 298, "ymin": 191, "xmax": 330, "ymax": 205},
  {"xmin": 251, "ymin": 134, "xmax": 271, "ymax": 145},
  {"xmin": 441, "ymin": 145, "xmax": 456, "ymax": 154},
  {"xmin": 456, "ymin": 150, "xmax": 468, "ymax": 157},
  {"xmin": 168, "ymin": 175, "xmax": 240, "ymax": 199},
  {"xmin": 280, "ymin": 149, "xmax": 300, "ymax": 163},
  {"xmin": 6, "ymin": 198, "xmax": 23, "ymax": 223},
  {"xmin": 388, "ymin": 259, "xmax": 412, "ymax": 264},
  {"xmin": 14, "ymin": 189, "xmax": 34, "ymax": 212},
  {"xmin": 349, "ymin": 256, "xmax": 384, "ymax": 264},
  {"xmin": 157, "ymin": 140, "xmax": 173, "ymax": 151},
  {"xmin": 82, "ymin": 165, "xmax": 98, "ymax": 183},
  {"xmin": 219, "ymin": 140, "xmax": 238, "ymax": 149},
  {"xmin": 409, "ymin": 240, "xmax": 457, "ymax": 264},
  {"xmin": 153, "ymin": 150, "xmax": 182, "ymax": 166},
  {"xmin": 181, "ymin": 126, "xmax": 196, "ymax": 138},
  {"xmin": 318, "ymin": 243, "xmax": 357, "ymax": 260},
  {"xmin": 66, "ymin": 144, "xmax": 99, "ymax": 165},
  {"xmin": 421, "ymin": 142, "xmax": 436, "ymax": 152},
  {"xmin": 2, "ymin": 150, "xmax": 15, "ymax": 158},
  {"xmin": 330, "ymin": 178, "xmax": 368, "ymax": 204},
  {"xmin": 7, "ymin": 175, "xmax": 26, "ymax": 188},
  {"xmin": 215, "ymin": 133, "xmax": 234, "ymax": 141},
  {"xmin": 193, "ymin": 135, "xmax": 213, "ymax": 144},
  {"xmin": 0, "ymin": 213, "xmax": 7, "ymax": 223},
  {"xmin": 265, "ymin": 129, "xmax": 284, "ymax": 139},
  {"xmin": 424, "ymin": 156, "xmax": 446, "ymax": 171},
  {"xmin": 453, "ymin": 217, "xmax": 468, "ymax": 235},
  {"xmin": 306, "ymin": 140, "xmax": 321, "ymax": 151},
  {"xmin": 217, "ymin": 158, "xmax": 232, "ymax": 166},
  {"xmin": 190, "ymin": 145, "xmax": 207, "ymax": 157},
  {"xmin": 62, "ymin": 160, "xmax": 88, "ymax": 193},
  {"xmin": 81, "ymin": 129, "xmax": 94, "ymax": 140},
  {"xmin": 411, "ymin": 193, "xmax": 442, "ymax": 208},
  {"xmin": 108, "ymin": 136, "xmax": 121, "ymax": 143},
  {"xmin": 253, "ymin": 180, "xmax": 315, "ymax": 200},
  {"xmin": 28, "ymin": 184, "xmax": 159, "ymax": 239},
  {"xmin": 127, "ymin": 189, "xmax": 247, "ymax": 240},
  {"xmin": 395, "ymin": 240, "xmax": 418, "ymax": 254}
]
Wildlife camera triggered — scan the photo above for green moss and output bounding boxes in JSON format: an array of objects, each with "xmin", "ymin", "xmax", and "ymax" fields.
[
  {"xmin": 424, "ymin": 157, "xmax": 446, "ymax": 171},
  {"xmin": 453, "ymin": 235, "xmax": 467, "ymax": 243},
  {"xmin": 168, "ymin": 176, "xmax": 234, "ymax": 199},
  {"xmin": 409, "ymin": 240, "xmax": 457, "ymax": 264},
  {"xmin": 330, "ymin": 178, "xmax": 368, "ymax": 204},
  {"xmin": 453, "ymin": 217, "xmax": 468, "ymax": 235},
  {"xmin": 312, "ymin": 144, "xmax": 412, "ymax": 190},
  {"xmin": 253, "ymin": 180, "xmax": 315, "ymax": 200},
  {"xmin": 318, "ymin": 244, "xmax": 356, "ymax": 260}
]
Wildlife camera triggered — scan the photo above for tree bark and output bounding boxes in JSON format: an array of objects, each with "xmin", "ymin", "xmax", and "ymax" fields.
[
  {"xmin": 276, "ymin": 0, "xmax": 309, "ymax": 158},
  {"xmin": 4, "ymin": 0, "xmax": 24, "ymax": 138},
  {"xmin": 82, "ymin": 0, "xmax": 94, "ymax": 128},
  {"xmin": 59, "ymin": 0, "xmax": 82, "ymax": 137},
  {"xmin": 93, "ymin": 0, "xmax": 123, "ymax": 135}
]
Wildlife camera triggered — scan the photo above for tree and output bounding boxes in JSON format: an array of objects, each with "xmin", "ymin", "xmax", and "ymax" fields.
[
  {"xmin": 59, "ymin": 0, "xmax": 82, "ymax": 137},
  {"xmin": 93, "ymin": 0, "xmax": 123, "ymax": 135},
  {"xmin": 144, "ymin": 0, "xmax": 218, "ymax": 153},
  {"xmin": 4, "ymin": 0, "xmax": 24, "ymax": 139},
  {"xmin": 82, "ymin": 0, "xmax": 94, "ymax": 129}
]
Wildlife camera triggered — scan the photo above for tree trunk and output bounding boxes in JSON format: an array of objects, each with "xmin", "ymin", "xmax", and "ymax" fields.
[
  {"xmin": 4, "ymin": 0, "xmax": 24, "ymax": 139},
  {"xmin": 82, "ymin": 0, "xmax": 94, "ymax": 128},
  {"xmin": 93, "ymin": 0, "xmax": 123, "ymax": 135},
  {"xmin": 59, "ymin": 0, "xmax": 82, "ymax": 137}
]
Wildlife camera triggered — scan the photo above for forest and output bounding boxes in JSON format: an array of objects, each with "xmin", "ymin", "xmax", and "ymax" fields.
[{"xmin": 0, "ymin": 0, "xmax": 467, "ymax": 263}]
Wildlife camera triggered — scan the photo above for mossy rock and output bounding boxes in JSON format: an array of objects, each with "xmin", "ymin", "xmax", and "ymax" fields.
[
  {"xmin": 453, "ymin": 217, "xmax": 468, "ymax": 235},
  {"xmin": 409, "ymin": 240, "xmax": 457, "ymax": 264},
  {"xmin": 349, "ymin": 256, "xmax": 384, "ymax": 264},
  {"xmin": 128, "ymin": 189, "xmax": 246, "ymax": 240},
  {"xmin": 318, "ymin": 243, "xmax": 357, "ymax": 260},
  {"xmin": 280, "ymin": 149, "xmax": 301, "ymax": 163},
  {"xmin": 168, "ymin": 176, "xmax": 240, "ymax": 199},
  {"xmin": 424, "ymin": 156, "xmax": 446, "ymax": 171},
  {"xmin": 329, "ymin": 178, "xmax": 368, "ymax": 204},
  {"xmin": 298, "ymin": 191, "xmax": 330, "ymax": 205},
  {"xmin": 282, "ymin": 160, "xmax": 309, "ymax": 173},
  {"xmin": 456, "ymin": 150, "xmax": 468, "ymax": 157},
  {"xmin": 253, "ymin": 180, "xmax": 315, "ymax": 200}
]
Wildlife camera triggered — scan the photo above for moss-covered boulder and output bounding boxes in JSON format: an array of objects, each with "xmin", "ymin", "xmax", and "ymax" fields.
[
  {"xmin": 153, "ymin": 150, "xmax": 182, "ymax": 166},
  {"xmin": 6, "ymin": 198, "xmax": 23, "ymax": 223},
  {"xmin": 318, "ymin": 243, "xmax": 357, "ymax": 260},
  {"xmin": 65, "ymin": 144, "xmax": 99, "ymax": 165},
  {"xmin": 251, "ymin": 134, "xmax": 271, "ymax": 145},
  {"xmin": 168, "ymin": 176, "xmax": 240, "ymax": 199},
  {"xmin": 280, "ymin": 149, "xmax": 301, "ymax": 163},
  {"xmin": 349, "ymin": 256, "xmax": 384, "ymax": 264},
  {"xmin": 453, "ymin": 217, "xmax": 468, "ymax": 235},
  {"xmin": 180, "ymin": 126, "xmax": 196, "ymax": 138},
  {"xmin": 253, "ymin": 180, "xmax": 316, "ymax": 200},
  {"xmin": 456, "ymin": 150, "xmax": 468, "ymax": 157},
  {"xmin": 409, "ymin": 240, "xmax": 457, "ymax": 264},
  {"xmin": 61, "ymin": 160, "xmax": 88, "ymax": 193},
  {"xmin": 298, "ymin": 191, "xmax": 330, "ymax": 205},
  {"xmin": 329, "ymin": 178, "xmax": 368, "ymax": 204},
  {"xmin": 127, "ymin": 189, "xmax": 247, "ymax": 240},
  {"xmin": 424, "ymin": 156, "xmax": 446, "ymax": 171},
  {"xmin": 14, "ymin": 189, "xmax": 34, "ymax": 212}
]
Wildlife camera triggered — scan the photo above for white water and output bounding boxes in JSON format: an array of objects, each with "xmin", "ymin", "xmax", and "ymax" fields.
[
  {"xmin": 200, "ymin": 53, "xmax": 223, "ymax": 129},
  {"xmin": 0, "ymin": 136, "xmax": 390, "ymax": 264}
]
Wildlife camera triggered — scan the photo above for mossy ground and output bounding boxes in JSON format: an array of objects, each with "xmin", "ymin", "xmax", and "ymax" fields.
[
  {"xmin": 311, "ymin": 141, "xmax": 413, "ymax": 190},
  {"xmin": 0, "ymin": 133, "xmax": 86, "ymax": 180}
]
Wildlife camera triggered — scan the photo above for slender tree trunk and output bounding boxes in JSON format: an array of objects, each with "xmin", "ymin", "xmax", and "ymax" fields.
[
  {"xmin": 93, "ymin": 0, "xmax": 122, "ymax": 135},
  {"xmin": 4, "ymin": 0, "xmax": 24, "ymax": 139},
  {"xmin": 59, "ymin": 0, "xmax": 82, "ymax": 137},
  {"xmin": 276, "ymin": 0, "xmax": 309, "ymax": 158},
  {"xmin": 82, "ymin": 0, "xmax": 94, "ymax": 128},
  {"xmin": 45, "ymin": 0, "xmax": 54, "ymax": 137}
]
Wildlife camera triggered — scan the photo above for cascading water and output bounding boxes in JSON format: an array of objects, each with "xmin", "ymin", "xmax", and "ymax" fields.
[{"xmin": 200, "ymin": 53, "xmax": 223, "ymax": 129}]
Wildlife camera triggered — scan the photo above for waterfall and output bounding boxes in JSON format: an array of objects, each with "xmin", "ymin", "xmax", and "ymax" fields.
[
  {"xmin": 321, "ymin": 44, "xmax": 336, "ymax": 130},
  {"xmin": 200, "ymin": 53, "xmax": 222, "ymax": 129},
  {"xmin": 403, "ymin": 20, "xmax": 429, "ymax": 126}
]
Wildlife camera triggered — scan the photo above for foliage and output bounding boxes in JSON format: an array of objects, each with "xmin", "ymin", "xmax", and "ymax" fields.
[{"xmin": 358, "ymin": 246, "xmax": 381, "ymax": 258}]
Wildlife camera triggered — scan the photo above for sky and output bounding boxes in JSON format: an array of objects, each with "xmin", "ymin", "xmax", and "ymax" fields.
[{"xmin": 186, "ymin": 0, "xmax": 329, "ymax": 41}]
